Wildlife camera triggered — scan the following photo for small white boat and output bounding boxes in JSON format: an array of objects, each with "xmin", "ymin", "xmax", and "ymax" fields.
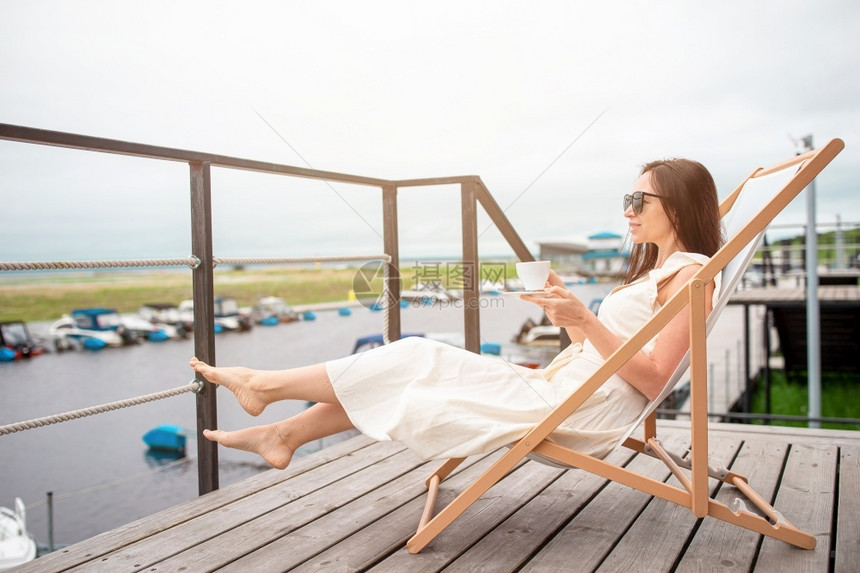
[
  {"xmin": 0, "ymin": 498, "xmax": 36, "ymax": 570},
  {"xmin": 49, "ymin": 308, "xmax": 126, "ymax": 351},
  {"xmin": 214, "ymin": 297, "xmax": 253, "ymax": 332},
  {"xmin": 138, "ymin": 303, "xmax": 192, "ymax": 339},
  {"xmin": 177, "ymin": 298, "xmax": 253, "ymax": 333},
  {"xmin": 250, "ymin": 296, "xmax": 299, "ymax": 325}
]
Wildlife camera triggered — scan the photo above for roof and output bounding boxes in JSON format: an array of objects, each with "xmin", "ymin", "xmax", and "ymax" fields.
[
  {"xmin": 588, "ymin": 231, "xmax": 623, "ymax": 239},
  {"xmin": 537, "ymin": 241, "xmax": 588, "ymax": 254},
  {"xmin": 71, "ymin": 308, "xmax": 118, "ymax": 316}
]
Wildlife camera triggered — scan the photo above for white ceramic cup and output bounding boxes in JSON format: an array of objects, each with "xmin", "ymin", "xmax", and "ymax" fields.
[{"xmin": 515, "ymin": 260, "xmax": 551, "ymax": 291}]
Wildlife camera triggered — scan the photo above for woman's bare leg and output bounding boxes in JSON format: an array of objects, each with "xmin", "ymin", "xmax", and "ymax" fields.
[
  {"xmin": 189, "ymin": 358, "xmax": 337, "ymax": 416},
  {"xmin": 202, "ymin": 402, "xmax": 355, "ymax": 469}
]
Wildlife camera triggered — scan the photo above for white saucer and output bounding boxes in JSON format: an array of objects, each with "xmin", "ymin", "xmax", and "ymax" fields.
[{"xmin": 500, "ymin": 290, "xmax": 552, "ymax": 297}]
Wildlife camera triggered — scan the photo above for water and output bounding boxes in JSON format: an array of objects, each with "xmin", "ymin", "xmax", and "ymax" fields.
[{"xmin": 0, "ymin": 285, "xmax": 610, "ymax": 547}]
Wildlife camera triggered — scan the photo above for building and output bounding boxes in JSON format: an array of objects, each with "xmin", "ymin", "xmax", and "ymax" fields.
[
  {"xmin": 536, "ymin": 240, "xmax": 588, "ymax": 272},
  {"xmin": 536, "ymin": 231, "xmax": 627, "ymax": 277},
  {"xmin": 583, "ymin": 231, "xmax": 626, "ymax": 276}
]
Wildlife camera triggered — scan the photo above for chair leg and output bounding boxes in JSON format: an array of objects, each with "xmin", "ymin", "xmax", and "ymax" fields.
[
  {"xmin": 408, "ymin": 447, "xmax": 525, "ymax": 553},
  {"xmin": 417, "ymin": 457, "xmax": 465, "ymax": 530},
  {"xmin": 630, "ymin": 438, "xmax": 816, "ymax": 549}
]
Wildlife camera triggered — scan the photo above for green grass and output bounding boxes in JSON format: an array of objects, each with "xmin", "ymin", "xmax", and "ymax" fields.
[
  {"xmin": 0, "ymin": 260, "xmax": 527, "ymax": 323},
  {"xmin": 0, "ymin": 267, "xmax": 379, "ymax": 322},
  {"xmin": 749, "ymin": 370, "xmax": 860, "ymax": 430}
]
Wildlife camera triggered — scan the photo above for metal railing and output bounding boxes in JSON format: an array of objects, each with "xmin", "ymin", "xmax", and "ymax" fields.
[{"xmin": 0, "ymin": 122, "xmax": 535, "ymax": 494}]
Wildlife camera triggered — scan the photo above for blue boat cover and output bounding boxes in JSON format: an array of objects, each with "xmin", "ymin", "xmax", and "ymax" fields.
[{"xmin": 143, "ymin": 424, "xmax": 187, "ymax": 452}]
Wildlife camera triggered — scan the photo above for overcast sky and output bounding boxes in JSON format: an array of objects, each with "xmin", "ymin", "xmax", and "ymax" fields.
[{"xmin": 0, "ymin": 0, "xmax": 857, "ymax": 263}]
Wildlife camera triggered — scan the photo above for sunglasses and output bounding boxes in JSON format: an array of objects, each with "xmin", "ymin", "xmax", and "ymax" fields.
[{"xmin": 623, "ymin": 191, "xmax": 661, "ymax": 214}]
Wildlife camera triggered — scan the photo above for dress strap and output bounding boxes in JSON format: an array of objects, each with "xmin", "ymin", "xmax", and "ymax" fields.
[{"xmin": 542, "ymin": 342, "xmax": 583, "ymax": 380}]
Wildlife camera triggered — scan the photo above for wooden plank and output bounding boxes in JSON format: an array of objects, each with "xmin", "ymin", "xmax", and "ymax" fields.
[
  {"xmin": 65, "ymin": 440, "xmax": 407, "ymax": 572},
  {"xmin": 0, "ymin": 123, "xmax": 392, "ymax": 187},
  {"xmin": 753, "ymin": 442, "xmax": 837, "ymax": 572},
  {"xmin": 835, "ymin": 446, "xmax": 860, "ymax": 573},
  {"xmin": 444, "ymin": 448, "xmax": 637, "ymax": 572},
  {"xmin": 520, "ymin": 432, "xmax": 690, "ymax": 572},
  {"xmin": 598, "ymin": 437, "xmax": 743, "ymax": 572},
  {"xmin": 675, "ymin": 438, "xmax": 789, "ymax": 572},
  {"xmin": 219, "ymin": 454, "xmax": 489, "ymax": 571},
  {"xmin": 376, "ymin": 455, "xmax": 567, "ymax": 571},
  {"xmin": 695, "ymin": 420, "xmax": 860, "ymax": 447},
  {"xmin": 19, "ymin": 426, "xmax": 860, "ymax": 573},
  {"xmin": 288, "ymin": 450, "xmax": 514, "ymax": 572},
  {"xmin": 382, "ymin": 184, "xmax": 401, "ymax": 342},
  {"xmin": 150, "ymin": 446, "xmax": 430, "ymax": 571},
  {"xmin": 461, "ymin": 178, "xmax": 480, "ymax": 353},
  {"xmin": 14, "ymin": 434, "xmax": 378, "ymax": 573},
  {"xmin": 189, "ymin": 159, "xmax": 219, "ymax": 495}
]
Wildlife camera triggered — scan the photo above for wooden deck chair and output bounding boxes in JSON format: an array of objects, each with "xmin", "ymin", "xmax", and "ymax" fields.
[{"xmin": 408, "ymin": 138, "xmax": 845, "ymax": 554}]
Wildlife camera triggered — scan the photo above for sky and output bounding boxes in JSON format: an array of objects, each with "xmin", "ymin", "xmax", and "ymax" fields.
[{"xmin": 0, "ymin": 0, "xmax": 858, "ymax": 263}]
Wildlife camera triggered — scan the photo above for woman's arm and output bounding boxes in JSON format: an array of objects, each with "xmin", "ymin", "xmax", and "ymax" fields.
[{"xmin": 523, "ymin": 265, "xmax": 714, "ymax": 401}]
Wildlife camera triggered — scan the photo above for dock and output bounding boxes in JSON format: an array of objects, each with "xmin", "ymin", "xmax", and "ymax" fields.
[
  {"xmin": 16, "ymin": 421, "xmax": 859, "ymax": 572},
  {"xmin": 729, "ymin": 285, "xmax": 860, "ymax": 376},
  {"xmin": 673, "ymin": 284, "xmax": 860, "ymax": 417}
]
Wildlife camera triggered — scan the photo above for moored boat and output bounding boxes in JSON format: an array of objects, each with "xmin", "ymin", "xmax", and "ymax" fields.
[
  {"xmin": 250, "ymin": 296, "xmax": 299, "ymax": 325},
  {"xmin": 0, "ymin": 322, "xmax": 45, "ymax": 361},
  {"xmin": 138, "ymin": 303, "xmax": 192, "ymax": 339},
  {"xmin": 49, "ymin": 308, "xmax": 128, "ymax": 351},
  {"xmin": 142, "ymin": 425, "xmax": 187, "ymax": 454},
  {"xmin": 214, "ymin": 297, "xmax": 253, "ymax": 332},
  {"xmin": 0, "ymin": 498, "xmax": 36, "ymax": 570}
]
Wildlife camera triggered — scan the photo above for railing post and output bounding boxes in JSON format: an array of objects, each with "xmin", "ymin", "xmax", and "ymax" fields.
[
  {"xmin": 382, "ymin": 184, "xmax": 402, "ymax": 342},
  {"xmin": 461, "ymin": 177, "xmax": 480, "ymax": 353},
  {"xmin": 189, "ymin": 160, "xmax": 219, "ymax": 494}
]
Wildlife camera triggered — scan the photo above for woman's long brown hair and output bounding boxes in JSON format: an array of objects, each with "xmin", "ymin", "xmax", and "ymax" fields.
[{"xmin": 624, "ymin": 159, "xmax": 723, "ymax": 284}]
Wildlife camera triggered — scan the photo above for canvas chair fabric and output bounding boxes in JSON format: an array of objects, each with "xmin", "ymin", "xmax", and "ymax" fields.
[{"xmin": 407, "ymin": 139, "xmax": 845, "ymax": 554}]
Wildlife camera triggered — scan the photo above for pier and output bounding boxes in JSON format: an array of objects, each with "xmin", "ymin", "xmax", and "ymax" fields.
[
  {"xmin": 2, "ymin": 125, "xmax": 856, "ymax": 571},
  {"xmin": 14, "ymin": 422, "xmax": 860, "ymax": 572}
]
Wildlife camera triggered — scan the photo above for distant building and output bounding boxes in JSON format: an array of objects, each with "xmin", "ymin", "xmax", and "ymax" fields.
[
  {"xmin": 536, "ymin": 231, "xmax": 627, "ymax": 277},
  {"xmin": 583, "ymin": 231, "xmax": 626, "ymax": 276},
  {"xmin": 537, "ymin": 240, "xmax": 588, "ymax": 271}
]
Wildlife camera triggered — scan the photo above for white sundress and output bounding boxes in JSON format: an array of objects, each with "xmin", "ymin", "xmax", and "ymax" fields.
[{"xmin": 326, "ymin": 251, "xmax": 719, "ymax": 461}]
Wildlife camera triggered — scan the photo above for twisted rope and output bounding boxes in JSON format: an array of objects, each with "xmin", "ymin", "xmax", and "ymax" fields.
[
  {"xmin": 383, "ymin": 260, "xmax": 392, "ymax": 344},
  {"xmin": 0, "ymin": 257, "xmax": 200, "ymax": 271},
  {"xmin": 0, "ymin": 380, "xmax": 203, "ymax": 436},
  {"xmin": 0, "ymin": 254, "xmax": 391, "ymax": 272},
  {"xmin": 213, "ymin": 254, "xmax": 391, "ymax": 266}
]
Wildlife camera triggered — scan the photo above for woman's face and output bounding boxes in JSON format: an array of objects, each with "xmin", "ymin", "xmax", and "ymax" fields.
[{"xmin": 625, "ymin": 171, "xmax": 675, "ymax": 246}]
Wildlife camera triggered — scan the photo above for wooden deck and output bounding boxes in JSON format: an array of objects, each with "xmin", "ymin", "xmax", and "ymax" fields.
[{"xmin": 15, "ymin": 421, "xmax": 859, "ymax": 572}]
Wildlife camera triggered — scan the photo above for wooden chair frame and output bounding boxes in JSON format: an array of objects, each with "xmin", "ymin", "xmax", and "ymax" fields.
[{"xmin": 408, "ymin": 139, "xmax": 845, "ymax": 553}]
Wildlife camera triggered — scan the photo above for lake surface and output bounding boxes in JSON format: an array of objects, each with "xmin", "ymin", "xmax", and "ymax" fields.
[{"xmin": 0, "ymin": 285, "xmax": 610, "ymax": 547}]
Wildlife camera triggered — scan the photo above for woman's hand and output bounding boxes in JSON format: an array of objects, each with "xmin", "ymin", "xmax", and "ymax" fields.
[
  {"xmin": 521, "ymin": 286, "xmax": 593, "ymax": 330},
  {"xmin": 545, "ymin": 269, "xmax": 566, "ymax": 289}
]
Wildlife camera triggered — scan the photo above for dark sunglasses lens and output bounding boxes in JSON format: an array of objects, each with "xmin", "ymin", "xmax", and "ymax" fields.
[{"xmin": 624, "ymin": 193, "xmax": 643, "ymax": 213}]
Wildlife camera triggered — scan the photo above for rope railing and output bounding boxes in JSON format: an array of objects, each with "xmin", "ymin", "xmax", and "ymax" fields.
[
  {"xmin": 0, "ymin": 257, "xmax": 201, "ymax": 271},
  {"xmin": 213, "ymin": 254, "xmax": 391, "ymax": 266},
  {"xmin": 0, "ymin": 380, "xmax": 203, "ymax": 436},
  {"xmin": 0, "ymin": 253, "xmax": 392, "ymax": 272}
]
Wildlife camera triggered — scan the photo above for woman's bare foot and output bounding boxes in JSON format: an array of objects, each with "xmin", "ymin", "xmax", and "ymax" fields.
[
  {"xmin": 190, "ymin": 357, "xmax": 268, "ymax": 416},
  {"xmin": 202, "ymin": 425, "xmax": 294, "ymax": 470}
]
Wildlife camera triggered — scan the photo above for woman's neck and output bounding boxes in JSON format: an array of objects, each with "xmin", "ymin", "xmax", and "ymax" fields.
[{"xmin": 654, "ymin": 242, "xmax": 682, "ymax": 268}]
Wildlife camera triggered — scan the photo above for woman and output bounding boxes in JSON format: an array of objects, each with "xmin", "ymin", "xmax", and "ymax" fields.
[{"xmin": 191, "ymin": 158, "xmax": 722, "ymax": 470}]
